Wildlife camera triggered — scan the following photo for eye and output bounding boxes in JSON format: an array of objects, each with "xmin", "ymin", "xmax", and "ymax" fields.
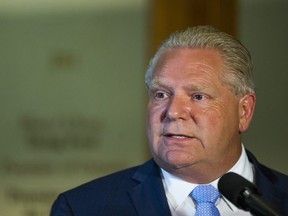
[
  {"xmin": 155, "ymin": 91, "xmax": 167, "ymax": 99},
  {"xmin": 193, "ymin": 94, "xmax": 206, "ymax": 101}
]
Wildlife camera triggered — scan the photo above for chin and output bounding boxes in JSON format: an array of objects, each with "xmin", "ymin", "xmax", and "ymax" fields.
[{"xmin": 158, "ymin": 152, "xmax": 195, "ymax": 170}]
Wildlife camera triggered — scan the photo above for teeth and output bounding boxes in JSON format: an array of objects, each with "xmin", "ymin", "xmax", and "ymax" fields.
[{"xmin": 171, "ymin": 135, "xmax": 187, "ymax": 138}]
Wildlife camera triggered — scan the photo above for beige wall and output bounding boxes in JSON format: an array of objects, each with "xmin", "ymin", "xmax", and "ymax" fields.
[
  {"xmin": 0, "ymin": 0, "xmax": 145, "ymax": 15},
  {"xmin": 0, "ymin": 4, "xmax": 148, "ymax": 216}
]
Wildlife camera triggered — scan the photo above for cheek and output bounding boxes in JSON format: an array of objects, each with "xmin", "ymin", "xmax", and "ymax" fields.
[
  {"xmin": 147, "ymin": 107, "xmax": 157, "ymax": 129},
  {"xmin": 200, "ymin": 101, "xmax": 238, "ymax": 132},
  {"xmin": 147, "ymin": 102, "xmax": 165, "ymax": 125},
  {"xmin": 147, "ymin": 106, "xmax": 162, "ymax": 140},
  {"xmin": 199, "ymin": 103, "xmax": 224, "ymax": 126}
]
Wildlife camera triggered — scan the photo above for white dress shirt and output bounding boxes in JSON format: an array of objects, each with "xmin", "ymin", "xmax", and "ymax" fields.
[{"xmin": 161, "ymin": 145, "xmax": 254, "ymax": 216}]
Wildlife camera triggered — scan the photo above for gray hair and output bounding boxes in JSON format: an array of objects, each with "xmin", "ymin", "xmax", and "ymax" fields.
[{"xmin": 145, "ymin": 25, "xmax": 255, "ymax": 96}]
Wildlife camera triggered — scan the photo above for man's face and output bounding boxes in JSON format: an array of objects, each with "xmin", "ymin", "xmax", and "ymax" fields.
[{"xmin": 147, "ymin": 48, "xmax": 253, "ymax": 181}]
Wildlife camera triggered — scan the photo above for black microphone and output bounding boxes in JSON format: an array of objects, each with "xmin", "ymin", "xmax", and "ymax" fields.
[{"xmin": 218, "ymin": 172, "xmax": 280, "ymax": 216}]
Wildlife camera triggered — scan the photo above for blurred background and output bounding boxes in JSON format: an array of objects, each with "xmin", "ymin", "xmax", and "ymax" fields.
[{"xmin": 0, "ymin": 0, "xmax": 287, "ymax": 215}]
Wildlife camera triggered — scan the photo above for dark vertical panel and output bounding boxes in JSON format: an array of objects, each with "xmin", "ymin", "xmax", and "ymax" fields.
[{"xmin": 148, "ymin": 0, "xmax": 238, "ymax": 57}]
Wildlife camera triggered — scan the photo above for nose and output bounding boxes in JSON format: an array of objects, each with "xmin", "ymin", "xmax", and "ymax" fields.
[{"xmin": 164, "ymin": 95, "xmax": 190, "ymax": 121}]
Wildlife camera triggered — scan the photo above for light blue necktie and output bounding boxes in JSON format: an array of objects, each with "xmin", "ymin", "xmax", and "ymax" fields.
[{"xmin": 190, "ymin": 184, "xmax": 221, "ymax": 216}]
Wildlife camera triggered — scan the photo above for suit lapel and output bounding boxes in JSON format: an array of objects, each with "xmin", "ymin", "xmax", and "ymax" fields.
[
  {"xmin": 246, "ymin": 150, "xmax": 285, "ymax": 212},
  {"xmin": 128, "ymin": 160, "xmax": 171, "ymax": 216}
]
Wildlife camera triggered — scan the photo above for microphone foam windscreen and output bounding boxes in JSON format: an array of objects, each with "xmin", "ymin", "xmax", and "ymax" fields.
[{"xmin": 218, "ymin": 172, "xmax": 257, "ymax": 205}]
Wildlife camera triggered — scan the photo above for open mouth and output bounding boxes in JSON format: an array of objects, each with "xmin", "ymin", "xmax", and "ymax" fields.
[{"xmin": 164, "ymin": 133, "xmax": 193, "ymax": 139}]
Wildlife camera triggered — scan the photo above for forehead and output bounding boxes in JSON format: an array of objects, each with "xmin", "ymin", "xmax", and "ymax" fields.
[{"xmin": 151, "ymin": 48, "xmax": 225, "ymax": 86}]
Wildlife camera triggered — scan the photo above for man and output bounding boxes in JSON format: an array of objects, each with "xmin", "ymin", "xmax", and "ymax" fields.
[{"xmin": 50, "ymin": 26, "xmax": 288, "ymax": 215}]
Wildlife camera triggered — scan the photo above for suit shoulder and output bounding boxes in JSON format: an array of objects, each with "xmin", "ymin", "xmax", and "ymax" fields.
[
  {"xmin": 51, "ymin": 160, "xmax": 165, "ymax": 216},
  {"xmin": 246, "ymin": 149, "xmax": 288, "ymax": 183},
  {"xmin": 65, "ymin": 164, "xmax": 141, "ymax": 196},
  {"xmin": 257, "ymin": 162, "xmax": 288, "ymax": 187}
]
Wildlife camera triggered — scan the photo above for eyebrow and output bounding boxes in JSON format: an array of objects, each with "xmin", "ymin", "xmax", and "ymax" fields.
[
  {"xmin": 149, "ymin": 78, "xmax": 163, "ymax": 87},
  {"xmin": 148, "ymin": 78, "xmax": 171, "ymax": 90},
  {"xmin": 185, "ymin": 85, "xmax": 207, "ymax": 92},
  {"xmin": 149, "ymin": 77, "xmax": 209, "ymax": 92}
]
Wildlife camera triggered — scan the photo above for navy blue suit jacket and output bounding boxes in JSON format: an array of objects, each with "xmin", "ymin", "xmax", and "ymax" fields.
[{"xmin": 50, "ymin": 151, "xmax": 288, "ymax": 215}]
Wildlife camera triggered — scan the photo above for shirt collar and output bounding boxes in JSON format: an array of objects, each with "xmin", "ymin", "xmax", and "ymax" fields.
[{"xmin": 161, "ymin": 144, "xmax": 254, "ymax": 209}]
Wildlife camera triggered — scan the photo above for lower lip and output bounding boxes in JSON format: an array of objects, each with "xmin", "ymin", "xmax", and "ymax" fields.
[{"xmin": 164, "ymin": 136, "xmax": 193, "ymax": 142}]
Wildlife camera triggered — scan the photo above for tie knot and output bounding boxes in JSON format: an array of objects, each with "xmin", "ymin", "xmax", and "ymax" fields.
[{"xmin": 190, "ymin": 184, "xmax": 220, "ymax": 204}]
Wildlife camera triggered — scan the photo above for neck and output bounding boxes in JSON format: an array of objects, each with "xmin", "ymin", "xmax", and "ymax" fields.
[{"xmin": 159, "ymin": 146, "xmax": 242, "ymax": 184}]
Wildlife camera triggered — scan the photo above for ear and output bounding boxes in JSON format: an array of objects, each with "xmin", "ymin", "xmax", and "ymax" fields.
[{"xmin": 238, "ymin": 93, "xmax": 256, "ymax": 132}]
